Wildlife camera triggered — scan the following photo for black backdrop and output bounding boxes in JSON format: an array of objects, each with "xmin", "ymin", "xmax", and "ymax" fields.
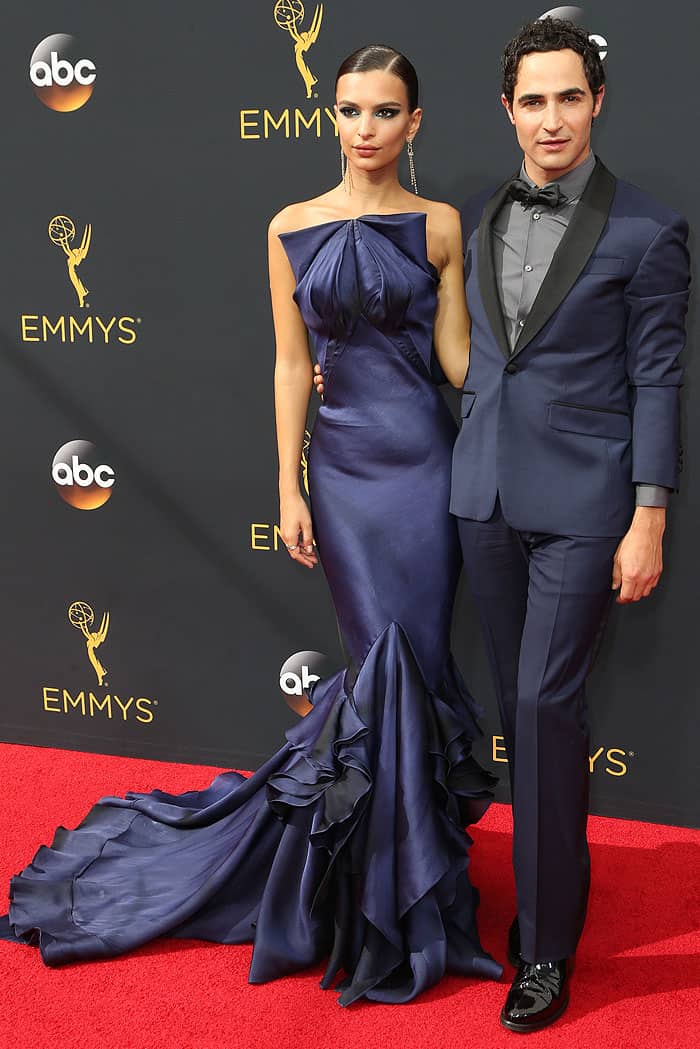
[{"xmin": 1, "ymin": 1, "xmax": 697, "ymax": 827}]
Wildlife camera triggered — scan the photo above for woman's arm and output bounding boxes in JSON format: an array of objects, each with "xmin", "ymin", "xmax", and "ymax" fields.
[
  {"xmin": 430, "ymin": 205, "xmax": 471, "ymax": 389},
  {"xmin": 268, "ymin": 213, "xmax": 317, "ymax": 568}
]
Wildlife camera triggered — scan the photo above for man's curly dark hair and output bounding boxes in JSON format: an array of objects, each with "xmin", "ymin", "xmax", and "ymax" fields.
[{"xmin": 501, "ymin": 17, "xmax": 605, "ymax": 106}]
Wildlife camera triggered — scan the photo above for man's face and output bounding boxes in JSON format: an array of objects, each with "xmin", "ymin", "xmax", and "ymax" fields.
[{"xmin": 501, "ymin": 48, "xmax": 604, "ymax": 185}]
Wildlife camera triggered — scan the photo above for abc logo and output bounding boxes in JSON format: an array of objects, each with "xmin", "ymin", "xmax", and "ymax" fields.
[
  {"xmin": 52, "ymin": 441, "xmax": 115, "ymax": 510},
  {"xmin": 539, "ymin": 7, "xmax": 608, "ymax": 59},
  {"xmin": 30, "ymin": 34, "xmax": 96, "ymax": 112},
  {"xmin": 279, "ymin": 650, "xmax": 333, "ymax": 717}
]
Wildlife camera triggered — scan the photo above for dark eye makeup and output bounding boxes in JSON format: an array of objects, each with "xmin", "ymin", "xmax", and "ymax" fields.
[{"xmin": 338, "ymin": 105, "xmax": 403, "ymax": 119}]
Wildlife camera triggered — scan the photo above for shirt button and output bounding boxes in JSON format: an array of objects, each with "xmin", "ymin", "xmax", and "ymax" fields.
[
  {"xmin": 518, "ymin": 320, "xmax": 525, "ymax": 327},
  {"xmin": 524, "ymin": 264, "xmax": 533, "ymax": 272},
  {"xmin": 533, "ymin": 213, "xmax": 541, "ymax": 221}
]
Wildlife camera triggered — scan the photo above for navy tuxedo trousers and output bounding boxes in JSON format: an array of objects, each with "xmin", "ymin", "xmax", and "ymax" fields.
[{"xmin": 458, "ymin": 499, "xmax": 621, "ymax": 964}]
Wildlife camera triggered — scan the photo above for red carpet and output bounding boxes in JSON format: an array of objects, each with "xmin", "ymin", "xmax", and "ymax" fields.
[{"xmin": 0, "ymin": 743, "xmax": 698, "ymax": 1049}]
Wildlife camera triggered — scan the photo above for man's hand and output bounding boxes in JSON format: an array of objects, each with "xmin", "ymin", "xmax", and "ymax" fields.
[
  {"xmin": 313, "ymin": 363, "xmax": 325, "ymax": 398},
  {"xmin": 612, "ymin": 506, "xmax": 666, "ymax": 603}
]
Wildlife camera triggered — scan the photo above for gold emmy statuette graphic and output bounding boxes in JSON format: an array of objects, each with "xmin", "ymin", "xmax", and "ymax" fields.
[
  {"xmin": 274, "ymin": 0, "xmax": 323, "ymax": 99},
  {"xmin": 301, "ymin": 429, "xmax": 311, "ymax": 494},
  {"xmin": 48, "ymin": 215, "xmax": 91, "ymax": 308},
  {"xmin": 68, "ymin": 601, "xmax": 109, "ymax": 686}
]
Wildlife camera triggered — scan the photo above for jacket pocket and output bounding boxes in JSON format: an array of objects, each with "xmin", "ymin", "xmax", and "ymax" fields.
[
  {"xmin": 548, "ymin": 401, "xmax": 631, "ymax": 440},
  {"xmin": 461, "ymin": 391, "xmax": 477, "ymax": 418},
  {"xmin": 580, "ymin": 256, "xmax": 625, "ymax": 275}
]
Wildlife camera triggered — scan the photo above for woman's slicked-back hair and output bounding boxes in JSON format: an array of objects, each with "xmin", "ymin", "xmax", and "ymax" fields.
[{"xmin": 335, "ymin": 45, "xmax": 420, "ymax": 111}]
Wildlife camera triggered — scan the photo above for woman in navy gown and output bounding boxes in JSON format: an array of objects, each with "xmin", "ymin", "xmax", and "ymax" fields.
[{"xmin": 1, "ymin": 45, "xmax": 502, "ymax": 1005}]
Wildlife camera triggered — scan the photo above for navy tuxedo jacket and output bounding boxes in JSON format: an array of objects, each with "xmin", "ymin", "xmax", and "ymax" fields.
[{"xmin": 450, "ymin": 160, "xmax": 690, "ymax": 537}]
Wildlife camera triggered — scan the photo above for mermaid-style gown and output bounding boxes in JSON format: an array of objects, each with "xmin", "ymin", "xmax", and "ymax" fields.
[{"xmin": 1, "ymin": 213, "xmax": 502, "ymax": 1004}]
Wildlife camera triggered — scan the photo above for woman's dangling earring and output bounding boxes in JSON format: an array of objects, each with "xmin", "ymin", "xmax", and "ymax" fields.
[
  {"xmin": 341, "ymin": 144, "xmax": 353, "ymax": 193},
  {"xmin": 407, "ymin": 138, "xmax": 418, "ymax": 195}
]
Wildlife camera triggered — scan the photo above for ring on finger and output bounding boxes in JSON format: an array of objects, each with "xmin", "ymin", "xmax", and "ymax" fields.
[{"xmin": 286, "ymin": 544, "xmax": 298, "ymax": 551}]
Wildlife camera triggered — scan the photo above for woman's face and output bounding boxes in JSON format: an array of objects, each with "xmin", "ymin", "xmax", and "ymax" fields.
[{"xmin": 335, "ymin": 69, "xmax": 421, "ymax": 175}]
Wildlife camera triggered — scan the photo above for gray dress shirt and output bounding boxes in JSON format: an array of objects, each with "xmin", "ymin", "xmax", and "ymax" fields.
[{"xmin": 491, "ymin": 152, "xmax": 668, "ymax": 508}]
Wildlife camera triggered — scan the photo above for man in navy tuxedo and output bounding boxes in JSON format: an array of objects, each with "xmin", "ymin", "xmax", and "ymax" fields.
[
  {"xmin": 452, "ymin": 17, "xmax": 690, "ymax": 1032},
  {"xmin": 313, "ymin": 15, "xmax": 690, "ymax": 1031}
]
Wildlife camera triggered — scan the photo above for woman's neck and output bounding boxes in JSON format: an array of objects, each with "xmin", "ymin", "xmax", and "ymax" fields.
[{"xmin": 342, "ymin": 162, "xmax": 408, "ymax": 212}]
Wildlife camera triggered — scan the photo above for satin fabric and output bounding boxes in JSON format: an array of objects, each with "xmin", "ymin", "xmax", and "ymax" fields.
[{"xmin": 2, "ymin": 213, "xmax": 501, "ymax": 1004}]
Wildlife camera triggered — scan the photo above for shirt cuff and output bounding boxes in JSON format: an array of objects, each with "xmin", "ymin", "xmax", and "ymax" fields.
[{"xmin": 635, "ymin": 484, "xmax": 671, "ymax": 508}]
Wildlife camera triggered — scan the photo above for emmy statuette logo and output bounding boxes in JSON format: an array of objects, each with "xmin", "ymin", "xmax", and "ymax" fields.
[
  {"xmin": 48, "ymin": 215, "xmax": 91, "ymax": 308},
  {"xmin": 238, "ymin": 3, "xmax": 335, "ymax": 140},
  {"xmin": 19, "ymin": 217, "xmax": 140, "ymax": 346},
  {"xmin": 30, "ymin": 34, "xmax": 97, "ymax": 112},
  {"xmin": 301, "ymin": 428, "xmax": 311, "ymax": 495},
  {"xmin": 69, "ymin": 601, "xmax": 109, "ymax": 686},
  {"xmin": 274, "ymin": 1, "xmax": 323, "ymax": 98},
  {"xmin": 41, "ymin": 603, "xmax": 157, "ymax": 725}
]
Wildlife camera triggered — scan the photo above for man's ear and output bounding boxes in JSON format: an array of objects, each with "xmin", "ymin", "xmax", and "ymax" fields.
[
  {"xmin": 501, "ymin": 94, "xmax": 516, "ymax": 125},
  {"xmin": 591, "ymin": 84, "xmax": 605, "ymax": 119}
]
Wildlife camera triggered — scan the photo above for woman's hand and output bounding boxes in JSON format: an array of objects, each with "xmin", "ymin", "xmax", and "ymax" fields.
[{"xmin": 280, "ymin": 490, "xmax": 318, "ymax": 568}]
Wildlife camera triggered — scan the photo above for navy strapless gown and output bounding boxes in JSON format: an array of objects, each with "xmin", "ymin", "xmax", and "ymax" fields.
[{"xmin": 1, "ymin": 213, "xmax": 502, "ymax": 1004}]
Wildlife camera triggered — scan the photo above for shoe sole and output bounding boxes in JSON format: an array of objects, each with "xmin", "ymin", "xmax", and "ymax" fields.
[{"xmin": 499, "ymin": 992, "xmax": 570, "ymax": 1034}]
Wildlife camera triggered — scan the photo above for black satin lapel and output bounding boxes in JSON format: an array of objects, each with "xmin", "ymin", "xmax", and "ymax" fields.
[
  {"xmin": 512, "ymin": 160, "xmax": 617, "ymax": 357},
  {"xmin": 477, "ymin": 180, "xmax": 514, "ymax": 360}
]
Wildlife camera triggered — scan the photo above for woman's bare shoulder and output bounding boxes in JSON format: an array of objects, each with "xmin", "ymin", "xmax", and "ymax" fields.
[
  {"xmin": 269, "ymin": 192, "xmax": 343, "ymax": 237},
  {"xmin": 420, "ymin": 198, "xmax": 462, "ymax": 236}
]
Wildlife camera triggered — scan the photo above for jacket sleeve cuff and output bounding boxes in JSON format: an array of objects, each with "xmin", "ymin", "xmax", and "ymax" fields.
[{"xmin": 635, "ymin": 484, "xmax": 671, "ymax": 508}]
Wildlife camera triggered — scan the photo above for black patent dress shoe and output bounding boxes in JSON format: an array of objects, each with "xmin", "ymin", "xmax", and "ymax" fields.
[
  {"xmin": 507, "ymin": 916, "xmax": 521, "ymax": 967},
  {"xmin": 500, "ymin": 958, "xmax": 571, "ymax": 1033}
]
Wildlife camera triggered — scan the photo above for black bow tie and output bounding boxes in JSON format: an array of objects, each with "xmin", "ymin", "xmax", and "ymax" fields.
[{"xmin": 508, "ymin": 178, "xmax": 567, "ymax": 209}]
